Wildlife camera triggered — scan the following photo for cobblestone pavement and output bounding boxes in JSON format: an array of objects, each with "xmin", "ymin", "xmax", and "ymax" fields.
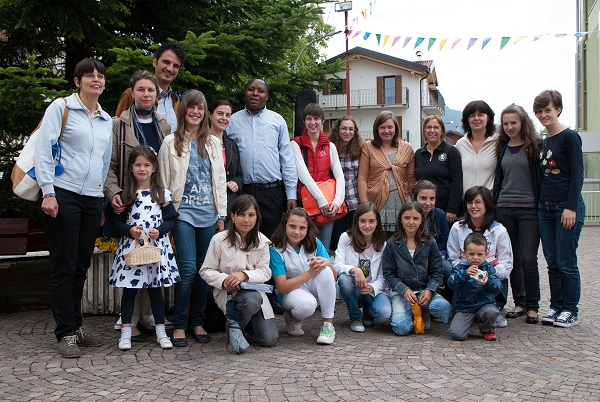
[{"xmin": 1, "ymin": 227, "xmax": 599, "ymax": 401}]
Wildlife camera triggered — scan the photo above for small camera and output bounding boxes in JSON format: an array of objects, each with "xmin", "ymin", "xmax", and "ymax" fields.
[{"xmin": 470, "ymin": 269, "xmax": 487, "ymax": 282}]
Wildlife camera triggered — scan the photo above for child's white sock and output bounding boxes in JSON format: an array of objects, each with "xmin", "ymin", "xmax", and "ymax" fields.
[
  {"xmin": 119, "ymin": 327, "xmax": 132, "ymax": 350},
  {"xmin": 155, "ymin": 325, "xmax": 167, "ymax": 340}
]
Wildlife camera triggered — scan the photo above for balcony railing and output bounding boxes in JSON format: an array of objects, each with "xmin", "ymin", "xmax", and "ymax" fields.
[
  {"xmin": 582, "ymin": 190, "xmax": 600, "ymax": 225},
  {"xmin": 317, "ymin": 87, "xmax": 409, "ymax": 109},
  {"xmin": 422, "ymin": 89, "xmax": 445, "ymax": 115},
  {"xmin": 359, "ymin": 130, "xmax": 410, "ymax": 142}
]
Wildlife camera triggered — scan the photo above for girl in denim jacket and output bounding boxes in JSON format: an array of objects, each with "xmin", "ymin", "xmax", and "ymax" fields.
[{"xmin": 382, "ymin": 202, "xmax": 452, "ymax": 336}]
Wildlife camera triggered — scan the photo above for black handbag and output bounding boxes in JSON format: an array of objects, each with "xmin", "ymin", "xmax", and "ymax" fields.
[{"xmin": 102, "ymin": 122, "xmax": 126, "ymax": 239}]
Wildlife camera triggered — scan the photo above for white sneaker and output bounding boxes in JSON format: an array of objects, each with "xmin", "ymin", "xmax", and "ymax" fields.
[
  {"xmin": 114, "ymin": 315, "xmax": 122, "ymax": 330},
  {"xmin": 316, "ymin": 322, "xmax": 336, "ymax": 344},
  {"xmin": 157, "ymin": 336, "xmax": 173, "ymax": 349},
  {"xmin": 350, "ymin": 320, "xmax": 365, "ymax": 332},
  {"xmin": 495, "ymin": 315, "xmax": 508, "ymax": 328},
  {"xmin": 119, "ymin": 337, "xmax": 131, "ymax": 350},
  {"xmin": 284, "ymin": 310, "xmax": 304, "ymax": 336}
]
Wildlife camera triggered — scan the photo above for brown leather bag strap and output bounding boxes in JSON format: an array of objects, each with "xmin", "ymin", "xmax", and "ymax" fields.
[{"xmin": 118, "ymin": 121, "xmax": 126, "ymax": 187}]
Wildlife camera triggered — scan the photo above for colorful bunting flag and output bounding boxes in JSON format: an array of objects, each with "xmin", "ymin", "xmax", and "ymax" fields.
[
  {"xmin": 383, "ymin": 35, "xmax": 391, "ymax": 47},
  {"xmin": 363, "ymin": 32, "xmax": 371, "ymax": 40},
  {"xmin": 500, "ymin": 37, "xmax": 511, "ymax": 49},
  {"xmin": 414, "ymin": 37, "xmax": 425, "ymax": 48},
  {"xmin": 402, "ymin": 37, "xmax": 412, "ymax": 48},
  {"xmin": 391, "ymin": 36, "xmax": 401, "ymax": 47},
  {"xmin": 452, "ymin": 38, "xmax": 462, "ymax": 49},
  {"xmin": 351, "ymin": 31, "xmax": 361, "ymax": 39},
  {"xmin": 481, "ymin": 38, "xmax": 491, "ymax": 49},
  {"xmin": 467, "ymin": 38, "xmax": 477, "ymax": 50},
  {"xmin": 439, "ymin": 38, "xmax": 448, "ymax": 51},
  {"xmin": 376, "ymin": 33, "xmax": 381, "ymax": 46},
  {"xmin": 427, "ymin": 38, "xmax": 436, "ymax": 51},
  {"xmin": 533, "ymin": 34, "xmax": 545, "ymax": 41},
  {"xmin": 514, "ymin": 36, "xmax": 527, "ymax": 45}
]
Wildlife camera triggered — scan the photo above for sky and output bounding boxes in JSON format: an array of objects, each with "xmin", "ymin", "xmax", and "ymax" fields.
[{"xmin": 321, "ymin": 0, "xmax": 578, "ymax": 130}]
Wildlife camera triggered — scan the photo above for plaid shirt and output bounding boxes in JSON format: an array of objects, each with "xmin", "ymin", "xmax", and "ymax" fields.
[{"xmin": 339, "ymin": 152, "xmax": 360, "ymax": 211}]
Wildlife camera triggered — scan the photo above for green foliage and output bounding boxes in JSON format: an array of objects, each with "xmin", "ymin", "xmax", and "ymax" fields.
[
  {"xmin": 0, "ymin": 57, "xmax": 70, "ymax": 218},
  {"xmin": 0, "ymin": 0, "xmax": 346, "ymax": 216}
]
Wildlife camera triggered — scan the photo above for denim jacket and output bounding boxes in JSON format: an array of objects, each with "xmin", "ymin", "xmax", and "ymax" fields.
[
  {"xmin": 382, "ymin": 236, "xmax": 444, "ymax": 296},
  {"xmin": 447, "ymin": 260, "xmax": 503, "ymax": 313}
]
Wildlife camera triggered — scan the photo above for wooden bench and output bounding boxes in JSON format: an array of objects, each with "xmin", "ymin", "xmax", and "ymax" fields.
[{"xmin": 0, "ymin": 218, "xmax": 48, "ymax": 256}]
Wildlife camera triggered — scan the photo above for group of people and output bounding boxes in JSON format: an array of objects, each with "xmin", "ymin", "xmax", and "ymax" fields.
[{"xmin": 32, "ymin": 41, "xmax": 584, "ymax": 358}]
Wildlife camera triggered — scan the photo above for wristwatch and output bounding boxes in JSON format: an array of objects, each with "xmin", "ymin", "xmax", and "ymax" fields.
[{"xmin": 218, "ymin": 215, "xmax": 227, "ymax": 221}]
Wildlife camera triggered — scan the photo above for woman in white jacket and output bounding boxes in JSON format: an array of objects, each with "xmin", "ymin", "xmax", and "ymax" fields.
[
  {"xmin": 335, "ymin": 202, "xmax": 391, "ymax": 332},
  {"xmin": 158, "ymin": 90, "xmax": 227, "ymax": 347},
  {"xmin": 448, "ymin": 186, "xmax": 513, "ymax": 327}
]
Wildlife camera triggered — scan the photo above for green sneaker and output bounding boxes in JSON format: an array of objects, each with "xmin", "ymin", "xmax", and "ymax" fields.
[{"xmin": 316, "ymin": 322, "xmax": 335, "ymax": 344}]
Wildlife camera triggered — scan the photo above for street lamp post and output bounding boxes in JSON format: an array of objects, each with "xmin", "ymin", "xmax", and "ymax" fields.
[
  {"xmin": 293, "ymin": 30, "xmax": 342, "ymax": 73},
  {"xmin": 335, "ymin": 1, "xmax": 352, "ymax": 116}
]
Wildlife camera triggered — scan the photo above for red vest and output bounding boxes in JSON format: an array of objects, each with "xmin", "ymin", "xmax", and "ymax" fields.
[{"xmin": 292, "ymin": 129, "xmax": 332, "ymax": 200}]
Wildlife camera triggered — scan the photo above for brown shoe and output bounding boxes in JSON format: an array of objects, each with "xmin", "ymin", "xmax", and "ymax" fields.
[
  {"xmin": 76, "ymin": 327, "xmax": 104, "ymax": 347},
  {"xmin": 58, "ymin": 335, "xmax": 81, "ymax": 358}
]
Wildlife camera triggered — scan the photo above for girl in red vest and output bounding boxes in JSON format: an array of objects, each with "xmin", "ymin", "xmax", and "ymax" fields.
[{"xmin": 290, "ymin": 103, "xmax": 345, "ymax": 251}]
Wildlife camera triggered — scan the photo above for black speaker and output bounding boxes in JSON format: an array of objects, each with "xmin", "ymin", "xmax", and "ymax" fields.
[{"xmin": 294, "ymin": 90, "xmax": 317, "ymax": 137}]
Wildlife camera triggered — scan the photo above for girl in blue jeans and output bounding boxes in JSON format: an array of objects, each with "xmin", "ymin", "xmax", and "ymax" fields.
[
  {"xmin": 533, "ymin": 90, "xmax": 585, "ymax": 328},
  {"xmin": 382, "ymin": 202, "xmax": 452, "ymax": 336},
  {"xmin": 335, "ymin": 202, "xmax": 392, "ymax": 332},
  {"xmin": 158, "ymin": 90, "xmax": 228, "ymax": 346}
]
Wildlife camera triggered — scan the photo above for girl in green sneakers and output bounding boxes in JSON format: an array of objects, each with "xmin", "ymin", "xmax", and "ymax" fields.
[{"xmin": 270, "ymin": 208, "xmax": 337, "ymax": 344}]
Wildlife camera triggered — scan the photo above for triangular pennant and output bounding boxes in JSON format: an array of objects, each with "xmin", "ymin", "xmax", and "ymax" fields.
[
  {"xmin": 555, "ymin": 33, "xmax": 567, "ymax": 37},
  {"xmin": 361, "ymin": 10, "xmax": 366, "ymax": 20},
  {"xmin": 347, "ymin": 30, "xmax": 353, "ymax": 38},
  {"xmin": 403, "ymin": 37, "xmax": 412, "ymax": 48},
  {"xmin": 391, "ymin": 36, "xmax": 401, "ymax": 47},
  {"xmin": 452, "ymin": 38, "xmax": 462, "ymax": 49},
  {"xmin": 414, "ymin": 37, "xmax": 425, "ymax": 48},
  {"xmin": 533, "ymin": 34, "xmax": 545, "ymax": 41},
  {"xmin": 439, "ymin": 38, "xmax": 448, "ymax": 51},
  {"xmin": 427, "ymin": 38, "xmax": 436, "ymax": 51},
  {"xmin": 500, "ymin": 37, "xmax": 511, "ymax": 49},
  {"xmin": 466, "ymin": 38, "xmax": 477, "ymax": 50},
  {"xmin": 376, "ymin": 33, "xmax": 381, "ymax": 46},
  {"xmin": 481, "ymin": 38, "xmax": 492, "ymax": 49},
  {"xmin": 352, "ymin": 31, "xmax": 362, "ymax": 39},
  {"xmin": 370, "ymin": 2, "xmax": 373, "ymax": 15},
  {"xmin": 363, "ymin": 32, "xmax": 371, "ymax": 40},
  {"xmin": 513, "ymin": 36, "xmax": 527, "ymax": 45},
  {"xmin": 383, "ymin": 35, "xmax": 391, "ymax": 47},
  {"xmin": 574, "ymin": 32, "xmax": 587, "ymax": 37}
]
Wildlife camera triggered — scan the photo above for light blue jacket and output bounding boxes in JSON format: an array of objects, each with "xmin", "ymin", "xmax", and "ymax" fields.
[{"xmin": 34, "ymin": 93, "xmax": 112, "ymax": 197}]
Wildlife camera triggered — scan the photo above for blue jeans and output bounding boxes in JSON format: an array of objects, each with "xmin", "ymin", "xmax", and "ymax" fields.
[
  {"xmin": 233, "ymin": 290, "xmax": 279, "ymax": 347},
  {"xmin": 317, "ymin": 221, "xmax": 334, "ymax": 251},
  {"xmin": 172, "ymin": 220, "xmax": 216, "ymax": 331},
  {"xmin": 391, "ymin": 291, "xmax": 452, "ymax": 336},
  {"xmin": 538, "ymin": 199, "xmax": 585, "ymax": 314},
  {"xmin": 337, "ymin": 273, "xmax": 392, "ymax": 323},
  {"xmin": 496, "ymin": 207, "xmax": 541, "ymax": 311}
]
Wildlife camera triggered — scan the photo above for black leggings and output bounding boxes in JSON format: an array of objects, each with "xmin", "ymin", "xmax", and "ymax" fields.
[{"xmin": 121, "ymin": 288, "xmax": 165, "ymax": 325}]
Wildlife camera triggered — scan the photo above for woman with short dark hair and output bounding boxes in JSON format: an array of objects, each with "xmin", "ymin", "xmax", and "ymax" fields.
[
  {"xmin": 35, "ymin": 58, "xmax": 112, "ymax": 358},
  {"xmin": 455, "ymin": 100, "xmax": 498, "ymax": 195}
]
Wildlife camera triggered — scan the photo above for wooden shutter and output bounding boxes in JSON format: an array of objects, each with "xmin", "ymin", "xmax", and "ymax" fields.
[
  {"xmin": 396, "ymin": 116, "xmax": 403, "ymax": 134},
  {"xmin": 377, "ymin": 76, "xmax": 383, "ymax": 105},
  {"xmin": 395, "ymin": 75, "xmax": 402, "ymax": 104},
  {"xmin": 341, "ymin": 79, "xmax": 347, "ymax": 94}
]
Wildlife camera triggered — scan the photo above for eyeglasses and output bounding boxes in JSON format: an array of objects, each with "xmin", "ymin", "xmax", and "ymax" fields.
[
  {"xmin": 425, "ymin": 125, "xmax": 442, "ymax": 131},
  {"xmin": 466, "ymin": 200, "xmax": 484, "ymax": 207},
  {"xmin": 83, "ymin": 73, "xmax": 105, "ymax": 80},
  {"xmin": 339, "ymin": 127, "xmax": 355, "ymax": 132}
]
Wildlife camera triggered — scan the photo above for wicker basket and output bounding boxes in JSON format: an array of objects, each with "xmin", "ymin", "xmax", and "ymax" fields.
[{"xmin": 124, "ymin": 231, "xmax": 161, "ymax": 266}]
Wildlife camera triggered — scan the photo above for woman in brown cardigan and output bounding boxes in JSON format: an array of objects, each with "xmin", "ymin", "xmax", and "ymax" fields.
[{"xmin": 358, "ymin": 111, "xmax": 416, "ymax": 234}]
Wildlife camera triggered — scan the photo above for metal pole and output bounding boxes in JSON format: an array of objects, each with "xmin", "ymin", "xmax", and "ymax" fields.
[{"xmin": 345, "ymin": 10, "xmax": 351, "ymax": 116}]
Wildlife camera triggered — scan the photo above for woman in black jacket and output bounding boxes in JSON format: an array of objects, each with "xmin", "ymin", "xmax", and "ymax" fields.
[{"xmin": 208, "ymin": 99, "xmax": 243, "ymax": 227}]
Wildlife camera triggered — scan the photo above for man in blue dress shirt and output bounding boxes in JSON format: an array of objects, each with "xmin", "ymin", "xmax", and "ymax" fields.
[{"xmin": 227, "ymin": 77, "xmax": 298, "ymax": 238}]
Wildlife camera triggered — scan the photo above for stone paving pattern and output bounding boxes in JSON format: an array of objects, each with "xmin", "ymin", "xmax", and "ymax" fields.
[{"xmin": 1, "ymin": 227, "xmax": 599, "ymax": 401}]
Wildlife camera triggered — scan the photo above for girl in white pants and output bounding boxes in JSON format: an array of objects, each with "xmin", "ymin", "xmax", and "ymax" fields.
[{"xmin": 270, "ymin": 208, "xmax": 337, "ymax": 344}]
